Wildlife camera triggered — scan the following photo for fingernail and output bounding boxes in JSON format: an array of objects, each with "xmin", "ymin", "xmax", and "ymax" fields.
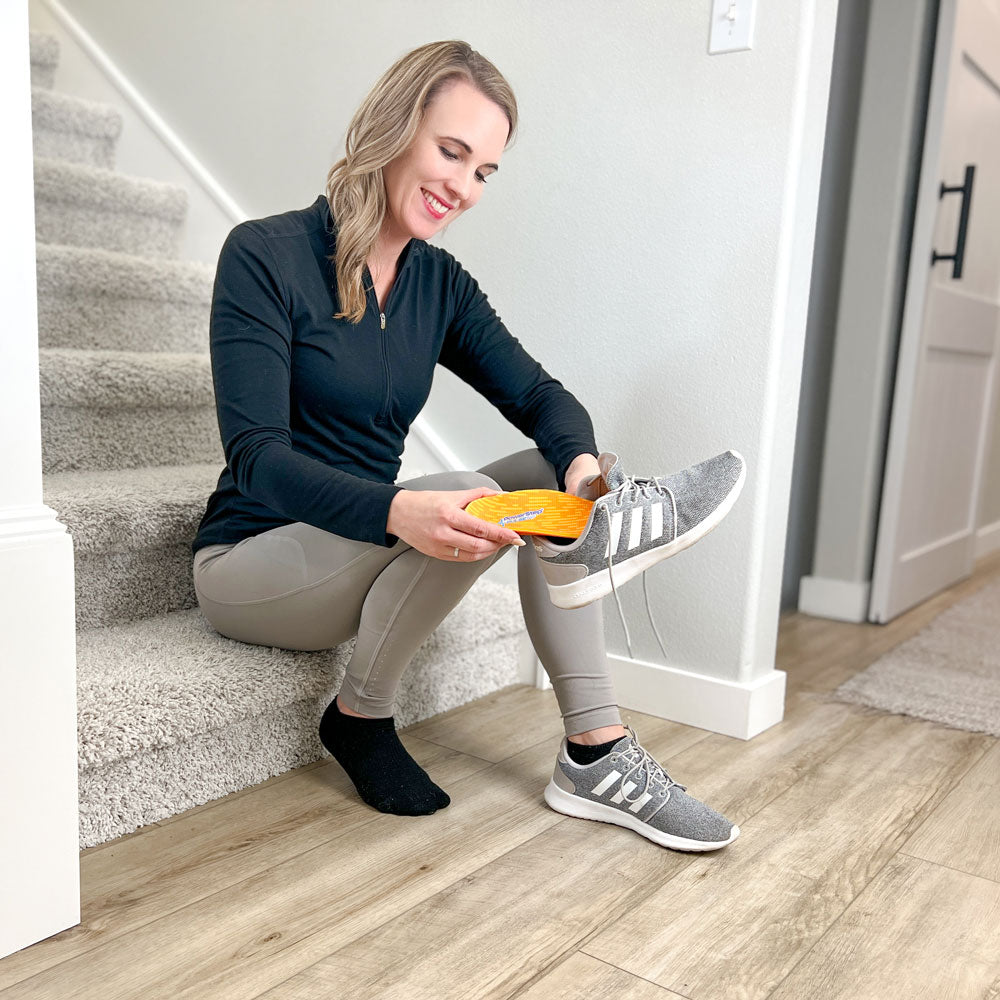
[{"xmin": 513, "ymin": 538, "xmax": 526, "ymax": 547}]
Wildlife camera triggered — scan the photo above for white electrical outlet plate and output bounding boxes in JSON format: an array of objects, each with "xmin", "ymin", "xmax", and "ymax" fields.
[{"xmin": 709, "ymin": 0, "xmax": 756, "ymax": 54}]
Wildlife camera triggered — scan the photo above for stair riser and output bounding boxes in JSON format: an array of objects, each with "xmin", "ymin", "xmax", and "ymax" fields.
[
  {"xmin": 75, "ymin": 546, "xmax": 199, "ymax": 629},
  {"xmin": 38, "ymin": 296, "xmax": 210, "ymax": 354},
  {"xmin": 42, "ymin": 406, "xmax": 223, "ymax": 473},
  {"xmin": 35, "ymin": 200, "xmax": 183, "ymax": 258},
  {"xmin": 33, "ymin": 127, "xmax": 116, "ymax": 171},
  {"xmin": 31, "ymin": 64, "xmax": 56, "ymax": 90}
]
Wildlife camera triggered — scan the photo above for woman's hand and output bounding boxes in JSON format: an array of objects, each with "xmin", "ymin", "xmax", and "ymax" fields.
[
  {"xmin": 386, "ymin": 487, "xmax": 526, "ymax": 561},
  {"xmin": 564, "ymin": 453, "xmax": 602, "ymax": 497}
]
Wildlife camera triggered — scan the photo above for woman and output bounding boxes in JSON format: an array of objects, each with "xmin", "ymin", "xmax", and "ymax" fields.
[{"xmin": 191, "ymin": 40, "xmax": 740, "ymax": 852}]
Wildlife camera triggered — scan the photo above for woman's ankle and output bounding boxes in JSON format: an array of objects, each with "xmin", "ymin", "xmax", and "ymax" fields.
[
  {"xmin": 567, "ymin": 723, "xmax": 627, "ymax": 745},
  {"xmin": 336, "ymin": 693, "xmax": 379, "ymax": 719}
]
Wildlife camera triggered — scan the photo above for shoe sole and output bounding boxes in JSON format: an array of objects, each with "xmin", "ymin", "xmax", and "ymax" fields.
[
  {"xmin": 543, "ymin": 451, "xmax": 747, "ymax": 609},
  {"xmin": 543, "ymin": 778, "xmax": 740, "ymax": 851},
  {"xmin": 466, "ymin": 489, "xmax": 594, "ymax": 538}
]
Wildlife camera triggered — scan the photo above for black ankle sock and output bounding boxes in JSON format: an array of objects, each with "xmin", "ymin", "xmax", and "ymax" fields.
[
  {"xmin": 566, "ymin": 734, "xmax": 623, "ymax": 765},
  {"xmin": 318, "ymin": 696, "xmax": 450, "ymax": 816}
]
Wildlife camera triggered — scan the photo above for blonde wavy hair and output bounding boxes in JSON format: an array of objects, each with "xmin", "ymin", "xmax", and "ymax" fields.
[{"xmin": 325, "ymin": 40, "xmax": 518, "ymax": 324}]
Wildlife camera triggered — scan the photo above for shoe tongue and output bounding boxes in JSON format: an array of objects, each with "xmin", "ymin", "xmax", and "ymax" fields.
[{"xmin": 599, "ymin": 452, "xmax": 626, "ymax": 491}]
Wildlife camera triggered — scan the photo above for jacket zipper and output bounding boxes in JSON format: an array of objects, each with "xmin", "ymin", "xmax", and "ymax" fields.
[
  {"xmin": 368, "ymin": 247, "xmax": 413, "ymax": 427},
  {"xmin": 376, "ymin": 309, "xmax": 392, "ymax": 425}
]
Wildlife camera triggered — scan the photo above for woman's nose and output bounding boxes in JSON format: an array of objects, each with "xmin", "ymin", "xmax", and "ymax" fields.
[{"xmin": 446, "ymin": 170, "xmax": 473, "ymax": 205}]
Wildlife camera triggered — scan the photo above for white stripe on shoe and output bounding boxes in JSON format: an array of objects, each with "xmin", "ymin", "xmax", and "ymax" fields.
[
  {"xmin": 609, "ymin": 779, "xmax": 653, "ymax": 813},
  {"xmin": 627, "ymin": 508, "xmax": 643, "ymax": 550},
  {"xmin": 651, "ymin": 501, "xmax": 663, "ymax": 540},
  {"xmin": 605, "ymin": 510, "xmax": 624, "ymax": 560},
  {"xmin": 588, "ymin": 770, "xmax": 654, "ymax": 813},
  {"xmin": 591, "ymin": 770, "xmax": 622, "ymax": 794}
]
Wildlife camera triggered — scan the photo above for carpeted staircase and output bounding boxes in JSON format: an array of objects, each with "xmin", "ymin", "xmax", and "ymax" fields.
[{"xmin": 28, "ymin": 30, "xmax": 525, "ymax": 850}]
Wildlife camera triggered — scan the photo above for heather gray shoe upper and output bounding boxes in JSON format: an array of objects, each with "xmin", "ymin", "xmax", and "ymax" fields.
[
  {"xmin": 533, "ymin": 450, "xmax": 745, "ymax": 655},
  {"xmin": 557, "ymin": 725, "xmax": 735, "ymax": 844},
  {"xmin": 538, "ymin": 450, "xmax": 742, "ymax": 570}
]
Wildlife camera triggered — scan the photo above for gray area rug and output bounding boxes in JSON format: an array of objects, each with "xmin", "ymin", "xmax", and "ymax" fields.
[{"xmin": 830, "ymin": 575, "xmax": 1000, "ymax": 737}]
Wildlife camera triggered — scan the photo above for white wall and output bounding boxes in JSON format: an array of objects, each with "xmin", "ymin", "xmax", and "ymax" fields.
[{"xmin": 40, "ymin": 0, "xmax": 838, "ymax": 721}]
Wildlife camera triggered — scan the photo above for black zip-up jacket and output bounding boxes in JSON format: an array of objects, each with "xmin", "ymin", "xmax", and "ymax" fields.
[{"xmin": 191, "ymin": 194, "xmax": 599, "ymax": 555}]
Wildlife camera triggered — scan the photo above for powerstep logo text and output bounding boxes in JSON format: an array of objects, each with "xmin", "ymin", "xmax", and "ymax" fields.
[{"xmin": 499, "ymin": 508, "xmax": 544, "ymax": 526}]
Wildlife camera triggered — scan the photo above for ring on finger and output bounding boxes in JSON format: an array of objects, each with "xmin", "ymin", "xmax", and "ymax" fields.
[{"xmin": 453, "ymin": 546, "xmax": 460, "ymax": 558}]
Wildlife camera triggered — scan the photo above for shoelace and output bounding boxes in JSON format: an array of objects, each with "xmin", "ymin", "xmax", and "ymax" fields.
[
  {"xmin": 612, "ymin": 725, "xmax": 687, "ymax": 813},
  {"xmin": 602, "ymin": 474, "xmax": 678, "ymax": 660}
]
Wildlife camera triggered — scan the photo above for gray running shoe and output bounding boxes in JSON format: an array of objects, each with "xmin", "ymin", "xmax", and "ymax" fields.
[
  {"xmin": 533, "ymin": 450, "xmax": 746, "ymax": 614},
  {"xmin": 544, "ymin": 724, "xmax": 739, "ymax": 851}
]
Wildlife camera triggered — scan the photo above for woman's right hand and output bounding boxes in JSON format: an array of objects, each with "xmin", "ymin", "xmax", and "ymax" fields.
[{"xmin": 386, "ymin": 487, "xmax": 526, "ymax": 561}]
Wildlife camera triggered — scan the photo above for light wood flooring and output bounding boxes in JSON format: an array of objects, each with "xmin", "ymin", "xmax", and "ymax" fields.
[{"xmin": 3, "ymin": 552, "xmax": 1000, "ymax": 999}]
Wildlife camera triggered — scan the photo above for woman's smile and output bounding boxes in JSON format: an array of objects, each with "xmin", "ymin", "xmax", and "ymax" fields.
[{"xmin": 421, "ymin": 188, "xmax": 452, "ymax": 218}]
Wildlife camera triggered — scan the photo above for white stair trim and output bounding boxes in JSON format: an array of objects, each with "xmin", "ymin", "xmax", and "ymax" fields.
[
  {"xmin": 0, "ymin": 506, "xmax": 80, "ymax": 957},
  {"xmin": 39, "ymin": 0, "xmax": 246, "ymax": 224},
  {"xmin": 798, "ymin": 573, "xmax": 871, "ymax": 623}
]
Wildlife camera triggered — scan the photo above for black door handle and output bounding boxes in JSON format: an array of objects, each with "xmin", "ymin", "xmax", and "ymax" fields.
[{"xmin": 931, "ymin": 164, "xmax": 975, "ymax": 279}]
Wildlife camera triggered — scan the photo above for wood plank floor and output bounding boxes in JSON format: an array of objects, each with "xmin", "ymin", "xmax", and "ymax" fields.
[{"xmin": 3, "ymin": 552, "xmax": 1000, "ymax": 999}]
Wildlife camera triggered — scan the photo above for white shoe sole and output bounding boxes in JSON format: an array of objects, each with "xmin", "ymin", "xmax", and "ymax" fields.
[
  {"xmin": 544, "ymin": 778, "xmax": 740, "ymax": 852},
  {"xmin": 544, "ymin": 451, "xmax": 747, "ymax": 610}
]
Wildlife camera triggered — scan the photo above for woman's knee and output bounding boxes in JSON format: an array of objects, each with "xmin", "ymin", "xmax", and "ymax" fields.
[
  {"xmin": 439, "ymin": 469, "xmax": 502, "ymax": 493},
  {"xmin": 476, "ymin": 448, "xmax": 557, "ymax": 492},
  {"xmin": 397, "ymin": 468, "xmax": 502, "ymax": 493}
]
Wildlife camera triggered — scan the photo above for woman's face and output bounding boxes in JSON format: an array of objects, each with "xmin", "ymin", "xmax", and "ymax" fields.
[{"xmin": 381, "ymin": 78, "xmax": 510, "ymax": 249}]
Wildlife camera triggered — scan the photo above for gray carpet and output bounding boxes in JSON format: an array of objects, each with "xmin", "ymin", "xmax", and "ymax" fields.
[
  {"xmin": 831, "ymin": 575, "xmax": 1000, "ymax": 737},
  {"xmin": 29, "ymin": 29, "xmax": 527, "ymax": 849}
]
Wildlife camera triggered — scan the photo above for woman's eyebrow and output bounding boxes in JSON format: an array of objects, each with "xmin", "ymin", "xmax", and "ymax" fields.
[{"xmin": 438, "ymin": 135, "xmax": 499, "ymax": 171}]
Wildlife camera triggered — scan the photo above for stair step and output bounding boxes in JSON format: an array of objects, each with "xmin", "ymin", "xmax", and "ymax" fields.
[
  {"xmin": 36, "ymin": 242, "xmax": 214, "ymax": 353},
  {"xmin": 31, "ymin": 87, "xmax": 123, "ymax": 169},
  {"xmin": 45, "ymin": 463, "xmax": 220, "ymax": 555},
  {"xmin": 33, "ymin": 156, "xmax": 188, "ymax": 258},
  {"xmin": 45, "ymin": 463, "xmax": 221, "ymax": 628},
  {"xmin": 45, "ymin": 456, "xmax": 434, "ymax": 628},
  {"xmin": 77, "ymin": 582, "xmax": 524, "ymax": 848},
  {"xmin": 29, "ymin": 31, "xmax": 59, "ymax": 90},
  {"xmin": 38, "ymin": 347, "xmax": 221, "ymax": 473}
]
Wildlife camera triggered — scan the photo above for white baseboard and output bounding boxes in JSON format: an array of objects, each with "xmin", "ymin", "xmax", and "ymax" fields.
[
  {"xmin": 517, "ymin": 630, "xmax": 550, "ymax": 689},
  {"xmin": 800, "ymin": 523, "xmax": 1000, "ymax": 620},
  {"xmin": 0, "ymin": 506, "xmax": 80, "ymax": 959},
  {"xmin": 517, "ymin": 634, "xmax": 785, "ymax": 740},
  {"xmin": 408, "ymin": 415, "xmax": 466, "ymax": 473},
  {"xmin": 797, "ymin": 573, "xmax": 871, "ymax": 622},
  {"xmin": 975, "ymin": 517, "xmax": 1000, "ymax": 560},
  {"xmin": 609, "ymin": 653, "xmax": 787, "ymax": 741}
]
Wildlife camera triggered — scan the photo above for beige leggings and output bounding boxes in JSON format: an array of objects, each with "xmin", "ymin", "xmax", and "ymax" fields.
[{"xmin": 192, "ymin": 448, "xmax": 622, "ymax": 737}]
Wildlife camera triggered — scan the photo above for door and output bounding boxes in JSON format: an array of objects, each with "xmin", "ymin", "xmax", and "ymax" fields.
[{"xmin": 869, "ymin": 0, "xmax": 1000, "ymax": 623}]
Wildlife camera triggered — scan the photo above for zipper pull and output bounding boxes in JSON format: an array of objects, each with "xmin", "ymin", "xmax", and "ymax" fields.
[{"xmin": 380, "ymin": 312, "xmax": 386, "ymax": 330}]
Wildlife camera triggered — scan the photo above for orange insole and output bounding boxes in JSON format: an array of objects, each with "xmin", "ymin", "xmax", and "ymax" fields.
[{"xmin": 466, "ymin": 489, "xmax": 593, "ymax": 539}]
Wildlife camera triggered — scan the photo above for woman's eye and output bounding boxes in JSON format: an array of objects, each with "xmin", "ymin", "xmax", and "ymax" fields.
[{"xmin": 439, "ymin": 146, "xmax": 488, "ymax": 183}]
